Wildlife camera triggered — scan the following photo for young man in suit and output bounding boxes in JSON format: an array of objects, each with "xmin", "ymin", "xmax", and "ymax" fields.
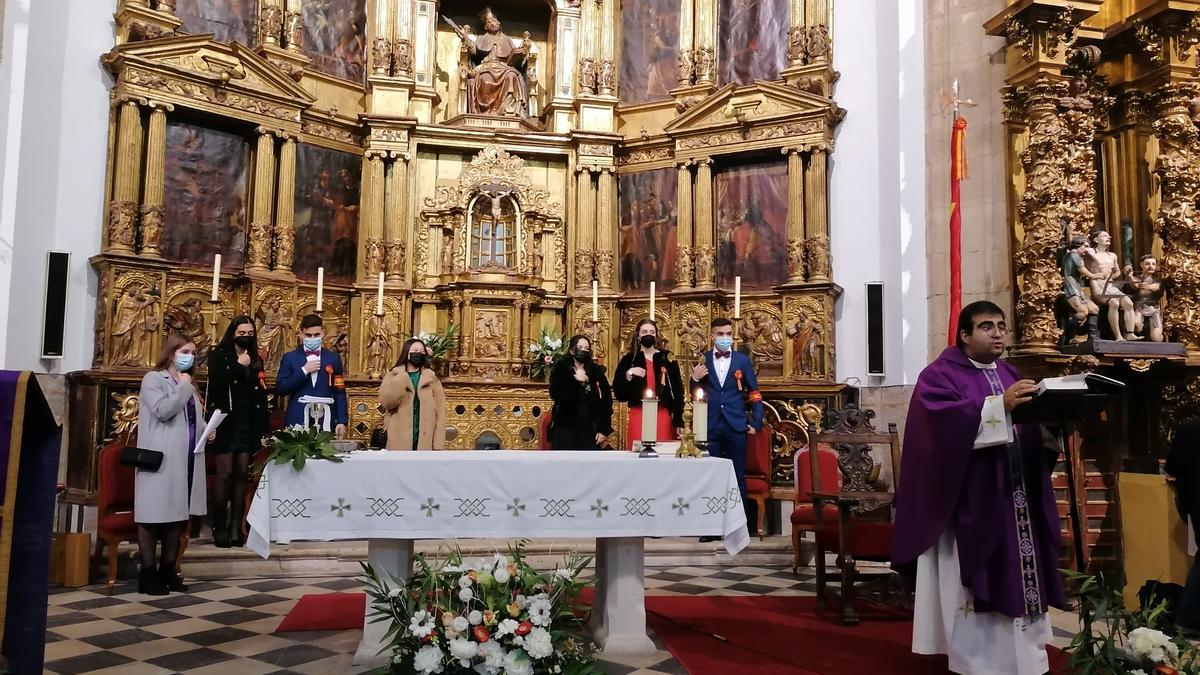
[
  {"xmin": 277, "ymin": 314, "xmax": 348, "ymax": 438},
  {"xmin": 690, "ymin": 317, "xmax": 764, "ymax": 539}
]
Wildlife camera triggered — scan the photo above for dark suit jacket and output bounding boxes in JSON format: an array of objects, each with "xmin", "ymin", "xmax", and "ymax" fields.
[
  {"xmin": 276, "ymin": 348, "xmax": 348, "ymax": 426},
  {"xmin": 1166, "ymin": 417, "xmax": 1200, "ymax": 522},
  {"xmin": 690, "ymin": 349, "xmax": 764, "ymax": 433}
]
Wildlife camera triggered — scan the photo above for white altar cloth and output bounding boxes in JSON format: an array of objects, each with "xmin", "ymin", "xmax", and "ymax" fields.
[{"xmin": 245, "ymin": 451, "xmax": 749, "ymax": 665}]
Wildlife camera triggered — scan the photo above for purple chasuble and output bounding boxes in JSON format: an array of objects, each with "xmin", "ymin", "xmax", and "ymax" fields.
[{"xmin": 892, "ymin": 347, "xmax": 1065, "ymax": 618}]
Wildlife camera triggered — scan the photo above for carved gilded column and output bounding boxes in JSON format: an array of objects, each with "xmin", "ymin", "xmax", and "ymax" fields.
[
  {"xmin": 138, "ymin": 101, "xmax": 172, "ymax": 257},
  {"xmin": 596, "ymin": 167, "xmax": 617, "ymax": 289},
  {"xmin": 675, "ymin": 162, "xmax": 694, "ymax": 288},
  {"xmin": 384, "ymin": 153, "xmax": 409, "ymax": 278},
  {"xmin": 156, "ymin": 0, "xmax": 176, "ymax": 13},
  {"xmin": 393, "ymin": 0, "xmax": 413, "ymax": 77},
  {"xmin": 678, "ymin": 0, "xmax": 695, "ymax": 85},
  {"xmin": 785, "ymin": 148, "xmax": 805, "ymax": 283},
  {"xmin": 694, "ymin": 0, "xmax": 717, "ymax": 85},
  {"xmin": 693, "ymin": 159, "xmax": 716, "ymax": 289},
  {"xmin": 107, "ymin": 98, "xmax": 144, "ymax": 254},
  {"xmin": 1012, "ymin": 75, "xmax": 1069, "ymax": 352},
  {"xmin": 787, "ymin": 0, "xmax": 805, "ymax": 66},
  {"xmin": 597, "ymin": 0, "xmax": 617, "ymax": 96},
  {"xmin": 803, "ymin": 146, "xmax": 830, "ymax": 282},
  {"xmin": 274, "ymin": 135, "xmax": 297, "ymax": 272},
  {"xmin": 1153, "ymin": 84, "xmax": 1200, "ymax": 347},
  {"xmin": 361, "ymin": 151, "xmax": 387, "ymax": 279},
  {"xmin": 247, "ymin": 128, "xmax": 277, "ymax": 272},
  {"xmin": 284, "ymin": 0, "xmax": 304, "ymax": 51},
  {"xmin": 257, "ymin": 0, "xmax": 284, "ymax": 47},
  {"xmin": 803, "ymin": 0, "xmax": 830, "ymax": 65},
  {"xmin": 372, "ymin": 0, "xmax": 394, "ymax": 76},
  {"xmin": 574, "ymin": 167, "xmax": 596, "ymax": 287}
]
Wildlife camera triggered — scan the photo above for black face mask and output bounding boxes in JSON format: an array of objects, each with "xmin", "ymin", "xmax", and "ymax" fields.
[
  {"xmin": 574, "ymin": 350, "xmax": 592, "ymax": 362},
  {"xmin": 409, "ymin": 353, "xmax": 427, "ymax": 367},
  {"xmin": 234, "ymin": 336, "xmax": 256, "ymax": 351},
  {"xmin": 639, "ymin": 335, "xmax": 657, "ymax": 348}
]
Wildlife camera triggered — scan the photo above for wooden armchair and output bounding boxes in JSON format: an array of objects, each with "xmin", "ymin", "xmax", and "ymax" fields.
[
  {"xmin": 745, "ymin": 427, "xmax": 772, "ymax": 539},
  {"xmin": 807, "ymin": 404, "xmax": 903, "ymax": 625},
  {"xmin": 95, "ymin": 441, "xmax": 138, "ymax": 595}
]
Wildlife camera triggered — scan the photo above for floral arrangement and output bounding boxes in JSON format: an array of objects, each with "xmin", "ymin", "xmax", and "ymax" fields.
[
  {"xmin": 263, "ymin": 425, "xmax": 343, "ymax": 471},
  {"xmin": 527, "ymin": 328, "xmax": 567, "ymax": 381},
  {"xmin": 363, "ymin": 543, "xmax": 600, "ymax": 675},
  {"xmin": 412, "ymin": 324, "xmax": 460, "ymax": 363},
  {"xmin": 1065, "ymin": 570, "xmax": 1198, "ymax": 674}
]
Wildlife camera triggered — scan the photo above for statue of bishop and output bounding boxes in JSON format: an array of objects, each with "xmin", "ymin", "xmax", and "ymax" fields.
[{"xmin": 450, "ymin": 9, "xmax": 530, "ymax": 119}]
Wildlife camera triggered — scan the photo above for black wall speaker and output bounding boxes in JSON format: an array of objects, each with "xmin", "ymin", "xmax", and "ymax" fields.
[
  {"xmin": 866, "ymin": 282, "xmax": 884, "ymax": 377},
  {"xmin": 41, "ymin": 251, "xmax": 69, "ymax": 359}
]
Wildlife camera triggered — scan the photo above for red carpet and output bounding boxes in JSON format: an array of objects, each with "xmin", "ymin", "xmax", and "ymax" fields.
[
  {"xmin": 274, "ymin": 592, "xmax": 365, "ymax": 632},
  {"xmin": 645, "ymin": 595, "xmax": 1070, "ymax": 675}
]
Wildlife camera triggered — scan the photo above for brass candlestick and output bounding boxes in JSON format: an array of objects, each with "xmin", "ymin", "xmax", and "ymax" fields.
[{"xmin": 678, "ymin": 401, "xmax": 702, "ymax": 458}]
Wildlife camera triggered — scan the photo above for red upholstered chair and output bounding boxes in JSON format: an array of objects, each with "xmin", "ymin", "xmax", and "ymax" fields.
[
  {"xmin": 96, "ymin": 441, "xmax": 137, "ymax": 595},
  {"xmin": 790, "ymin": 442, "xmax": 840, "ymax": 573},
  {"xmin": 807, "ymin": 404, "xmax": 902, "ymax": 626},
  {"xmin": 538, "ymin": 411, "xmax": 553, "ymax": 450},
  {"xmin": 745, "ymin": 427, "xmax": 772, "ymax": 539}
]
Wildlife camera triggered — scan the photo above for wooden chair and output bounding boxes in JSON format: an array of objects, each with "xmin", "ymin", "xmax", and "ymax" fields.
[
  {"xmin": 95, "ymin": 441, "xmax": 138, "ymax": 595},
  {"xmin": 538, "ymin": 411, "xmax": 553, "ymax": 450},
  {"xmin": 790, "ymin": 441, "xmax": 840, "ymax": 573},
  {"xmin": 745, "ymin": 427, "xmax": 772, "ymax": 539},
  {"xmin": 807, "ymin": 403, "xmax": 903, "ymax": 625}
]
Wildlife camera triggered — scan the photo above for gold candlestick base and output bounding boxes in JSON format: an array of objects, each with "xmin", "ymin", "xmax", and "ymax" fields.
[{"xmin": 678, "ymin": 430, "xmax": 703, "ymax": 458}]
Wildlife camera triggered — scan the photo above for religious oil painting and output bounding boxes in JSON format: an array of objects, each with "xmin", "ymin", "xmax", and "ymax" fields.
[
  {"xmin": 619, "ymin": 0, "xmax": 681, "ymax": 105},
  {"xmin": 618, "ymin": 169, "xmax": 678, "ymax": 292},
  {"xmin": 175, "ymin": 0, "xmax": 256, "ymax": 45},
  {"xmin": 302, "ymin": 0, "xmax": 369, "ymax": 83},
  {"xmin": 715, "ymin": 161, "xmax": 788, "ymax": 290},
  {"xmin": 293, "ymin": 144, "xmax": 361, "ymax": 283},
  {"xmin": 718, "ymin": 0, "xmax": 788, "ymax": 86},
  {"xmin": 161, "ymin": 121, "xmax": 250, "ymax": 268}
]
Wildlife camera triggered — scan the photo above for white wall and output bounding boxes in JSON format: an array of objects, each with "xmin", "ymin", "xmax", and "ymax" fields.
[
  {"xmin": 830, "ymin": 0, "xmax": 928, "ymax": 385},
  {"xmin": 0, "ymin": 0, "xmax": 112, "ymax": 372}
]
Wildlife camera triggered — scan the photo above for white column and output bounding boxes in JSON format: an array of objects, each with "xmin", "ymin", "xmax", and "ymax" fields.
[
  {"xmin": 590, "ymin": 537, "xmax": 656, "ymax": 656},
  {"xmin": 353, "ymin": 538, "xmax": 415, "ymax": 667}
]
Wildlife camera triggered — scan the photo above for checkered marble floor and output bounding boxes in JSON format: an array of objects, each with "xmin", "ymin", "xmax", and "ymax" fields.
[{"xmin": 44, "ymin": 565, "xmax": 1077, "ymax": 675}]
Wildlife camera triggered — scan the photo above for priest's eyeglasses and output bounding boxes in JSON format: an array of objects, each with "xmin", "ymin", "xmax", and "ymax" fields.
[{"xmin": 974, "ymin": 321, "xmax": 1008, "ymax": 336}]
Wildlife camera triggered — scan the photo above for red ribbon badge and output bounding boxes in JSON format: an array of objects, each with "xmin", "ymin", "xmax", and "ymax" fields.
[
  {"xmin": 325, "ymin": 364, "xmax": 334, "ymax": 387},
  {"xmin": 734, "ymin": 369, "xmax": 744, "ymax": 391},
  {"xmin": 748, "ymin": 390, "xmax": 763, "ymax": 403}
]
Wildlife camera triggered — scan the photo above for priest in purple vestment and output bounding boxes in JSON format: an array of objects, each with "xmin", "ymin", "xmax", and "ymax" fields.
[{"xmin": 893, "ymin": 301, "xmax": 1066, "ymax": 675}]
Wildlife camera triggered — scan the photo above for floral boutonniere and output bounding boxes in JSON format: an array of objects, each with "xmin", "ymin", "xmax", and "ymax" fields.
[
  {"xmin": 324, "ymin": 364, "xmax": 334, "ymax": 387},
  {"xmin": 257, "ymin": 370, "xmax": 267, "ymax": 389},
  {"xmin": 734, "ymin": 369, "xmax": 744, "ymax": 391}
]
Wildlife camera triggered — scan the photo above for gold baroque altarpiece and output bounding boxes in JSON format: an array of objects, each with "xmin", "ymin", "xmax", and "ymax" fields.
[{"xmin": 67, "ymin": 0, "xmax": 843, "ymax": 502}]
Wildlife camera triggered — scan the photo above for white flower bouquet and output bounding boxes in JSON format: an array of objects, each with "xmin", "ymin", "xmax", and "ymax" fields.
[
  {"xmin": 527, "ymin": 328, "xmax": 568, "ymax": 381},
  {"xmin": 363, "ymin": 543, "xmax": 600, "ymax": 675},
  {"xmin": 411, "ymin": 324, "xmax": 460, "ymax": 363}
]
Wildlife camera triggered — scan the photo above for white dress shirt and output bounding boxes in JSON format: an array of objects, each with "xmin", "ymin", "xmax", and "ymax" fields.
[{"xmin": 713, "ymin": 350, "xmax": 732, "ymax": 386}]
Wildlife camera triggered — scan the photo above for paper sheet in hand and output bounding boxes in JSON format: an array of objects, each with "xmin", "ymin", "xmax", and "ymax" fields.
[{"xmin": 194, "ymin": 410, "xmax": 227, "ymax": 454}]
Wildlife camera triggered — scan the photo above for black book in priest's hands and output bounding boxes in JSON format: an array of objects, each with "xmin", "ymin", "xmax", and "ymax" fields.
[{"xmin": 1010, "ymin": 373, "xmax": 1126, "ymax": 425}]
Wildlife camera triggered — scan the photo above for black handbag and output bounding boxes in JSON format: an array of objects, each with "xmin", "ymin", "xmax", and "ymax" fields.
[{"xmin": 119, "ymin": 447, "xmax": 164, "ymax": 471}]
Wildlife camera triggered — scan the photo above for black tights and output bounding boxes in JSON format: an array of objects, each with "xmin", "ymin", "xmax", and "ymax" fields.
[
  {"xmin": 137, "ymin": 522, "xmax": 182, "ymax": 570},
  {"xmin": 212, "ymin": 453, "xmax": 249, "ymax": 533}
]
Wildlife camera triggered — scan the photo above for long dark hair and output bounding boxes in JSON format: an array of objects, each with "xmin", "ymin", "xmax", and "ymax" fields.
[
  {"xmin": 219, "ymin": 315, "xmax": 263, "ymax": 370},
  {"xmin": 625, "ymin": 319, "xmax": 662, "ymax": 357},
  {"xmin": 557, "ymin": 335, "xmax": 592, "ymax": 369},
  {"xmin": 394, "ymin": 338, "xmax": 429, "ymax": 369}
]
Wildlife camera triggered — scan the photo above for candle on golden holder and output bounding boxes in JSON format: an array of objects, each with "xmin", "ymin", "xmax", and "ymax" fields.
[
  {"xmin": 208, "ymin": 297, "xmax": 221, "ymax": 346},
  {"xmin": 678, "ymin": 402, "xmax": 702, "ymax": 459},
  {"xmin": 638, "ymin": 388, "xmax": 659, "ymax": 458}
]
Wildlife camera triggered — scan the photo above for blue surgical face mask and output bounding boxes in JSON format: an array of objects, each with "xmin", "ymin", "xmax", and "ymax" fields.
[
  {"xmin": 174, "ymin": 353, "xmax": 194, "ymax": 372},
  {"xmin": 303, "ymin": 337, "xmax": 322, "ymax": 352},
  {"xmin": 714, "ymin": 337, "xmax": 734, "ymax": 351}
]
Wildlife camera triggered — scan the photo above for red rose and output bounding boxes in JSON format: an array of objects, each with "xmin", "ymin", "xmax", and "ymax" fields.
[
  {"xmin": 473, "ymin": 625, "xmax": 490, "ymax": 642},
  {"xmin": 515, "ymin": 620, "xmax": 532, "ymax": 636},
  {"xmin": 421, "ymin": 632, "xmax": 435, "ymax": 644},
  {"xmin": 1154, "ymin": 666, "xmax": 1180, "ymax": 675},
  {"xmin": 544, "ymin": 355, "xmax": 552, "ymax": 363}
]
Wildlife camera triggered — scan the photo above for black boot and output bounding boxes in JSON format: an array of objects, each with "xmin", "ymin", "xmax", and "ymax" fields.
[
  {"xmin": 1087, "ymin": 314, "xmax": 1101, "ymax": 342},
  {"xmin": 159, "ymin": 563, "xmax": 187, "ymax": 593},
  {"xmin": 212, "ymin": 503, "xmax": 230, "ymax": 549},
  {"xmin": 138, "ymin": 566, "xmax": 168, "ymax": 595}
]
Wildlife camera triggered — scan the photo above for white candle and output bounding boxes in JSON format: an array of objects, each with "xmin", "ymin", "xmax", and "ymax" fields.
[
  {"xmin": 693, "ymin": 391, "xmax": 708, "ymax": 443},
  {"xmin": 376, "ymin": 272, "xmax": 385, "ymax": 315},
  {"xmin": 734, "ymin": 276, "xmax": 741, "ymax": 319},
  {"xmin": 591, "ymin": 280, "xmax": 599, "ymax": 322},
  {"xmin": 210, "ymin": 254, "xmax": 221, "ymax": 302},
  {"xmin": 316, "ymin": 267, "xmax": 325, "ymax": 312},
  {"xmin": 642, "ymin": 389, "xmax": 658, "ymax": 445},
  {"xmin": 649, "ymin": 282, "xmax": 656, "ymax": 320}
]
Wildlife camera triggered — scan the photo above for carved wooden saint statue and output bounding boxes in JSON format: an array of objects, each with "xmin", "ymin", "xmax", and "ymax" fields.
[
  {"xmin": 1059, "ymin": 236, "xmax": 1099, "ymax": 343},
  {"xmin": 448, "ymin": 10, "xmax": 529, "ymax": 118},
  {"xmin": 112, "ymin": 285, "xmax": 159, "ymax": 367},
  {"xmin": 1129, "ymin": 254, "xmax": 1164, "ymax": 342},
  {"xmin": 1081, "ymin": 229, "xmax": 1138, "ymax": 341}
]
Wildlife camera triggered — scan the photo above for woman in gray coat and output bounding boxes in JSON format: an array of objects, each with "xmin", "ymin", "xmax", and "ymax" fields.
[{"xmin": 135, "ymin": 332, "xmax": 211, "ymax": 595}]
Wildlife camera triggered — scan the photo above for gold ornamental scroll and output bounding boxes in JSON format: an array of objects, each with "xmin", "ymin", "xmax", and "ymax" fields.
[
  {"xmin": 693, "ymin": 159, "xmax": 716, "ymax": 289},
  {"xmin": 596, "ymin": 167, "xmax": 617, "ymax": 289},
  {"xmin": 107, "ymin": 99, "xmax": 144, "ymax": 254},
  {"xmin": 139, "ymin": 102, "xmax": 172, "ymax": 258},
  {"xmin": 274, "ymin": 135, "xmax": 297, "ymax": 273}
]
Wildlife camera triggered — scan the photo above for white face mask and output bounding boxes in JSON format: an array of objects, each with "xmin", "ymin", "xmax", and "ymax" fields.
[{"xmin": 714, "ymin": 337, "xmax": 734, "ymax": 351}]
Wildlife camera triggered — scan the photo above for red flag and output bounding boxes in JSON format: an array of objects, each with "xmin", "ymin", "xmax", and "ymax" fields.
[{"xmin": 947, "ymin": 116, "xmax": 967, "ymax": 346}]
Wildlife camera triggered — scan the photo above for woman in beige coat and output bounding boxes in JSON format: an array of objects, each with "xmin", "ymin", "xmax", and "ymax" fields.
[
  {"xmin": 135, "ymin": 332, "xmax": 212, "ymax": 595},
  {"xmin": 379, "ymin": 338, "xmax": 447, "ymax": 450}
]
